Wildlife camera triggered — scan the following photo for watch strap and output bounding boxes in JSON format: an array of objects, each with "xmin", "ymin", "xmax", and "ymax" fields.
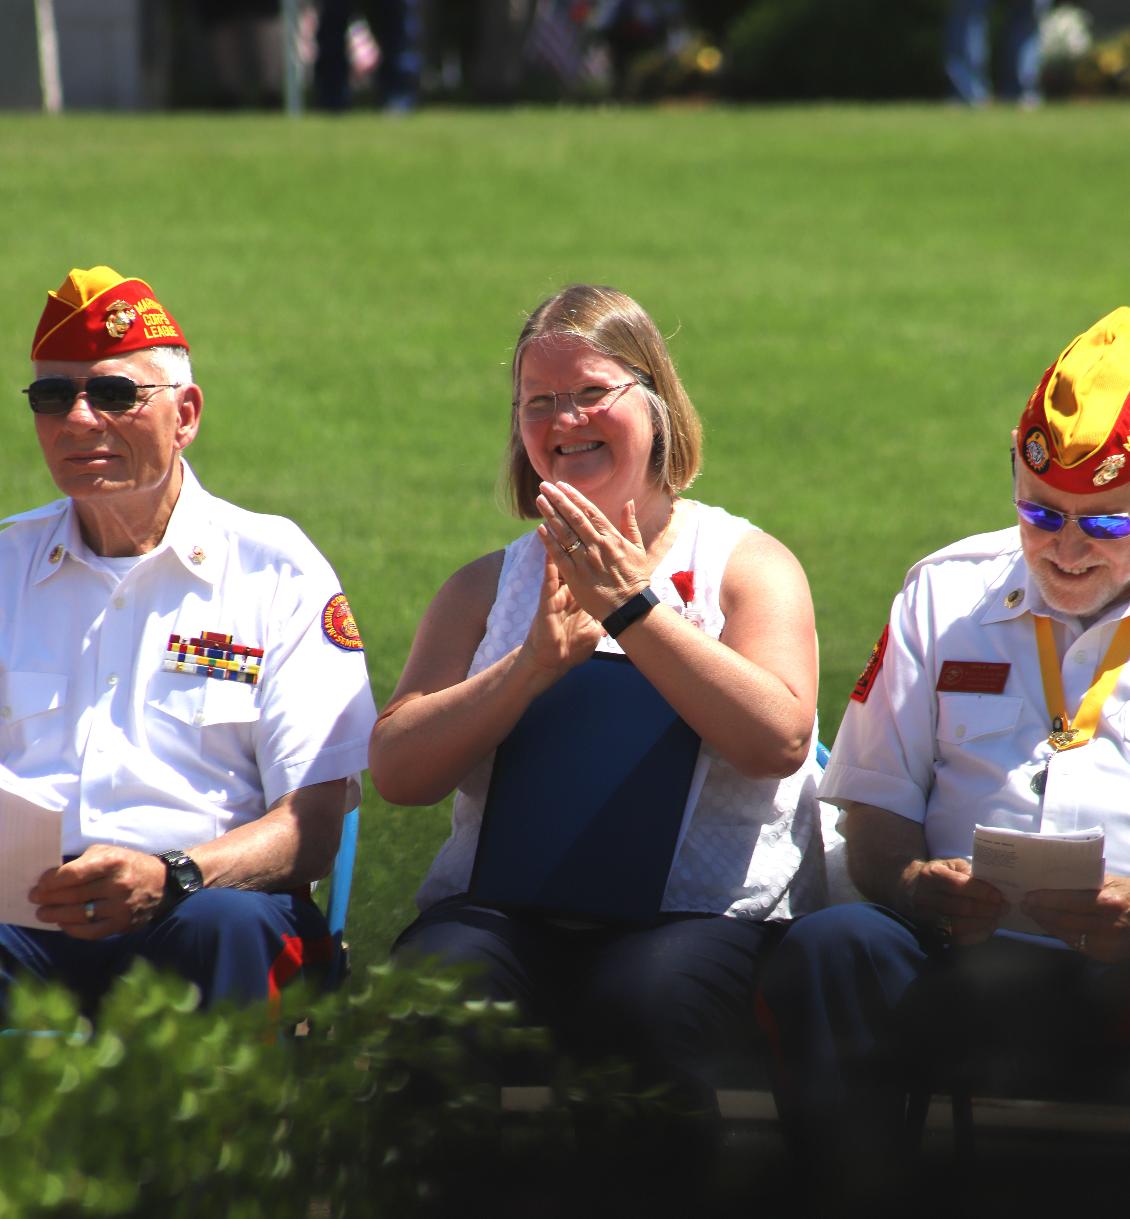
[{"xmin": 601, "ymin": 587, "xmax": 660, "ymax": 639}]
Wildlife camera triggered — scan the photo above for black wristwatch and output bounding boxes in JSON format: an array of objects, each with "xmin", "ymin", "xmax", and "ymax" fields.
[
  {"xmin": 155, "ymin": 849, "xmax": 204, "ymax": 912},
  {"xmin": 602, "ymin": 587, "xmax": 660, "ymax": 639}
]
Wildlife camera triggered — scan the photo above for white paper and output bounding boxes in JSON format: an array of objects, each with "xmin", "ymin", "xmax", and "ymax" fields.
[
  {"xmin": 0, "ymin": 785, "xmax": 62, "ymax": 928},
  {"xmin": 972, "ymin": 824, "xmax": 1105, "ymax": 936}
]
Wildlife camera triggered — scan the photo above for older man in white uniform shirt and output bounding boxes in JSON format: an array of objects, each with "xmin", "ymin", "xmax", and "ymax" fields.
[
  {"xmin": 0, "ymin": 266, "xmax": 375, "ymax": 1012},
  {"xmin": 759, "ymin": 307, "xmax": 1130, "ymax": 1196}
]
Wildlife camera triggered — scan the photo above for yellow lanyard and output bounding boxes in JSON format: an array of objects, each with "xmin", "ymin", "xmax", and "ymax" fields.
[{"xmin": 1032, "ymin": 614, "xmax": 1130, "ymax": 751}]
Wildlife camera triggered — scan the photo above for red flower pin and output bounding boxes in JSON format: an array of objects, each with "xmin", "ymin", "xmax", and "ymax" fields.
[{"xmin": 671, "ymin": 570, "xmax": 695, "ymax": 606}]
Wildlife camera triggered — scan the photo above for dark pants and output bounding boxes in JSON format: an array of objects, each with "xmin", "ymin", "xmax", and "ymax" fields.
[
  {"xmin": 394, "ymin": 897, "xmax": 783, "ymax": 1213},
  {"xmin": 758, "ymin": 904, "xmax": 1130, "ymax": 1202},
  {"xmin": 395, "ymin": 896, "xmax": 782, "ymax": 1098},
  {"xmin": 0, "ymin": 889, "xmax": 336, "ymax": 1015},
  {"xmin": 315, "ymin": 0, "xmax": 421, "ymax": 110}
]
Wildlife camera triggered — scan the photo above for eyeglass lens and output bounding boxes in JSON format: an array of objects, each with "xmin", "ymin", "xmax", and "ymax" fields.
[
  {"xmin": 24, "ymin": 375, "xmax": 144, "ymax": 415},
  {"xmin": 1016, "ymin": 499, "xmax": 1130, "ymax": 540},
  {"xmin": 519, "ymin": 382, "xmax": 634, "ymax": 421}
]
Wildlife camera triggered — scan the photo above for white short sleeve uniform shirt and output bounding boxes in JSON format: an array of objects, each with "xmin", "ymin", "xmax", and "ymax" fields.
[
  {"xmin": 821, "ymin": 526, "xmax": 1130, "ymax": 876},
  {"xmin": 0, "ymin": 464, "xmax": 376, "ymax": 857}
]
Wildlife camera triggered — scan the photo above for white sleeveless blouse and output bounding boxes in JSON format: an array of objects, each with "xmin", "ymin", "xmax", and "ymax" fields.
[{"xmin": 415, "ymin": 501, "xmax": 827, "ymax": 920}]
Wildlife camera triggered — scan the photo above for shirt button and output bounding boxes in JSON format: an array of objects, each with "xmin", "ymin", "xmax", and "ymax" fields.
[
  {"xmin": 107, "ymin": 674, "xmax": 119, "ymax": 687},
  {"xmin": 0, "ymin": 706, "xmax": 9, "ymax": 719},
  {"xmin": 955, "ymin": 725, "xmax": 966, "ymax": 739},
  {"xmin": 193, "ymin": 711, "xmax": 205, "ymax": 727},
  {"xmin": 113, "ymin": 596, "xmax": 126, "ymax": 610},
  {"xmin": 1074, "ymin": 652, "xmax": 1089, "ymax": 665}
]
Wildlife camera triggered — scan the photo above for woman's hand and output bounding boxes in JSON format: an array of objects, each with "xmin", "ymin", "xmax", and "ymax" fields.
[
  {"xmin": 518, "ymin": 550, "xmax": 603, "ymax": 682},
  {"xmin": 534, "ymin": 481, "xmax": 652, "ymax": 622}
]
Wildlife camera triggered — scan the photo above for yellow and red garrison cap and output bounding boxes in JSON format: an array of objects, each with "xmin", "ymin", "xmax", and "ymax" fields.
[
  {"xmin": 1018, "ymin": 307, "xmax": 1130, "ymax": 494},
  {"xmin": 30, "ymin": 265, "xmax": 188, "ymax": 362}
]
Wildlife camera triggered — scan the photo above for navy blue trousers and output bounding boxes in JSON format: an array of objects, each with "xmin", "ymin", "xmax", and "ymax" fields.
[
  {"xmin": 394, "ymin": 896, "xmax": 783, "ymax": 1103},
  {"xmin": 0, "ymin": 889, "xmax": 336, "ymax": 1015},
  {"xmin": 758, "ymin": 904, "xmax": 1130, "ymax": 1183}
]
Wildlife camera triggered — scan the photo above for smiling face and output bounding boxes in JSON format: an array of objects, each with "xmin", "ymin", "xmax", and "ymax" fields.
[
  {"xmin": 32, "ymin": 349, "xmax": 201, "ymax": 553},
  {"xmin": 1016, "ymin": 461, "xmax": 1130, "ymax": 617},
  {"xmin": 516, "ymin": 335, "xmax": 659, "ymax": 517}
]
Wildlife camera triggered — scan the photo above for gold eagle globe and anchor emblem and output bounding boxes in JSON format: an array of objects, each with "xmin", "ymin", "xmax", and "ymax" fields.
[
  {"xmin": 104, "ymin": 300, "xmax": 138, "ymax": 339},
  {"xmin": 1092, "ymin": 452, "xmax": 1127, "ymax": 487}
]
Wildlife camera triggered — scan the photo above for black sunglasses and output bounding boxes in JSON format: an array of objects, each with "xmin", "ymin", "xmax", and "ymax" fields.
[{"xmin": 23, "ymin": 375, "xmax": 180, "ymax": 416}]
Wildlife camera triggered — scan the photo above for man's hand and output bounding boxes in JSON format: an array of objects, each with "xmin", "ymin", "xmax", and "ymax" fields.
[
  {"xmin": 1023, "ymin": 875, "xmax": 1130, "ymax": 962},
  {"xmin": 902, "ymin": 856, "xmax": 1008, "ymax": 946},
  {"xmin": 30, "ymin": 845, "xmax": 168, "ymax": 939},
  {"xmin": 844, "ymin": 803, "xmax": 1007, "ymax": 942}
]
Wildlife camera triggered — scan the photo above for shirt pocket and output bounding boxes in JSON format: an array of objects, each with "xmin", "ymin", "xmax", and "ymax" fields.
[
  {"xmin": 936, "ymin": 693, "xmax": 1022, "ymax": 745},
  {"xmin": 147, "ymin": 671, "xmax": 261, "ymax": 730},
  {"xmin": 0, "ymin": 671, "xmax": 69, "ymax": 725}
]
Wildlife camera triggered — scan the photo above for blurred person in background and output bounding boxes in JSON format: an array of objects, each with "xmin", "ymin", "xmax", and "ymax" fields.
[
  {"xmin": 945, "ymin": 0, "xmax": 1053, "ymax": 107},
  {"xmin": 315, "ymin": 0, "xmax": 421, "ymax": 110},
  {"xmin": 200, "ymin": 0, "xmax": 285, "ymax": 108}
]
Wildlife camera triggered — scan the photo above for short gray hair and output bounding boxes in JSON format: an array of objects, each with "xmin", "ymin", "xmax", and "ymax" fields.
[{"xmin": 144, "ymin": 345, "xmax": 193, "ymax": 385}]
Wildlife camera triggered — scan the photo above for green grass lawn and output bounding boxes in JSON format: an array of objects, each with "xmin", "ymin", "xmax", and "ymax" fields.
[{"xmin": 3, "ymin": 103, "xmax": 1130, "ymax": 966}]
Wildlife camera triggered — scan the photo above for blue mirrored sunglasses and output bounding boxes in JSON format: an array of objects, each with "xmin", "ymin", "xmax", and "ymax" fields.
[{"xmin": 1015, "ymin": 499, "xmax": 1130, "ymax": 541}]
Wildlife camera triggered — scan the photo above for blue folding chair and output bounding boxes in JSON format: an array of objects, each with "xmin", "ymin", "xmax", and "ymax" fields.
[{"xmin": 323, "ymin": 804, "xmax": 359, "ymax": 986}]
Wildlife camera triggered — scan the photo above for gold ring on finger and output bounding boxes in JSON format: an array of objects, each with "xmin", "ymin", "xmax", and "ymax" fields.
[{"xmin": 562, "ymin": 539, "xmax": 583, "ymax": 555}]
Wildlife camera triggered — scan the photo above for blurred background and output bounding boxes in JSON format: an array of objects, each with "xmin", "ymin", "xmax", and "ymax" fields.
[{"xmin": 2, "ymin": 0, "xmax": 1128, "ymax": 113}]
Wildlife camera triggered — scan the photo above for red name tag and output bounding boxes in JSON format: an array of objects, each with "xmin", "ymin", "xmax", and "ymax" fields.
[{"xmin": 935, "ymin": 660, "xmax": 1010, "ymax": 695}]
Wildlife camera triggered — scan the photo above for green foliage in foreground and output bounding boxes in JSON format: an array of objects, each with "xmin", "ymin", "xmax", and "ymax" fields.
[{"xmin": 0, "ymin": 963, "xmax": 663, "ymax": 1219}]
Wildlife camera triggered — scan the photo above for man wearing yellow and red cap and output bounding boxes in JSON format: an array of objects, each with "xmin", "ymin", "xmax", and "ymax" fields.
[
  {"xmin": 0, "ymin": 266, "xmax": 375, "ymax": 1012},
  {"xmin": 758, "ymin": 309, "xmax": 1130, "ymax": 1196}
]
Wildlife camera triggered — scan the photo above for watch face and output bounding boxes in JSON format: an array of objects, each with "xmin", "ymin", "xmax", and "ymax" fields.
[
  {"xmin": 161, "ymin": 852, "xmax": 203, "ymax": 898},
  {"xmin": 172, "ymin": 862, "xmax": 202, "ymax": 893}
]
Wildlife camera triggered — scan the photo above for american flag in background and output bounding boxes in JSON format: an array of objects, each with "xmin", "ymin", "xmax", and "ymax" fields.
[
  {"xmin": 524, "ymin": 0, "xmax": 589, "ymax": 84},
  {"xmin": 348, "ymin": 17, "xmax": 380, "ymax": 84}
]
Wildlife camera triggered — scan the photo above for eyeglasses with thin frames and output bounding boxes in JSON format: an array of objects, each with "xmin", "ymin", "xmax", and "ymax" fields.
[
  {"xmin": 1015, "ymin": 498, "xmax": 1130, "ymax": 541},
  {"xmin": 23, "ymin": 375, "xmax": 181, "ymax": 416},
  {"xmin": 515, "ymin": 381, "xmax": 638, "ymax": 424}
]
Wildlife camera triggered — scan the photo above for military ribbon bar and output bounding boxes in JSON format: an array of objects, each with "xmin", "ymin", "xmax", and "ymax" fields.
[{"xmin": 163, "ymin": 633, "xmax": 264, "ymax": 685}]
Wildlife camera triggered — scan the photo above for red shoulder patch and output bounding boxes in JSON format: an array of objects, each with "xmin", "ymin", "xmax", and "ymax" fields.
[
  {"xmin": 322, "ymin": 593, "xmax": 364, "ymax": 651},
  {"xmin": 850, "ymin": 625, "xmax": 889, "ymax": 704}
]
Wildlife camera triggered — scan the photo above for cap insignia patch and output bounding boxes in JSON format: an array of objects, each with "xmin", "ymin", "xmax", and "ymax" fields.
[
  {"xmin": 104, "ymin": 300, "xmax": 137, "ymax": 340},
  {"xmin": 322, "ymin": 593, "xmax": 364, "ymax": 651},
  {"xmin": 1093, "ymin": 453, "xmax": 1126, "ymax": 487},
  {"xmin": 1022, "ymin": 426, "xmax": 1051, "ymax": 476}
]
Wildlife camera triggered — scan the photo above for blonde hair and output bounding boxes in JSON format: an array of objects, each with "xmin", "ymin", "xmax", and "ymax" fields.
[{"xmin": 505, "ymin": 285, "xmax": 703, "ymax": 519}]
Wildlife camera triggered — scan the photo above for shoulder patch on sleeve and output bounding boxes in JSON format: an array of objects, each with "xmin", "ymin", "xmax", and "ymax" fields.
[
  {"xmin": 322, "ymin": 593, "xmax": 364, "ymax": 651},
  {"xmin": 850, "ymin": 625, "xmax": 888, "ymax": 704}
]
